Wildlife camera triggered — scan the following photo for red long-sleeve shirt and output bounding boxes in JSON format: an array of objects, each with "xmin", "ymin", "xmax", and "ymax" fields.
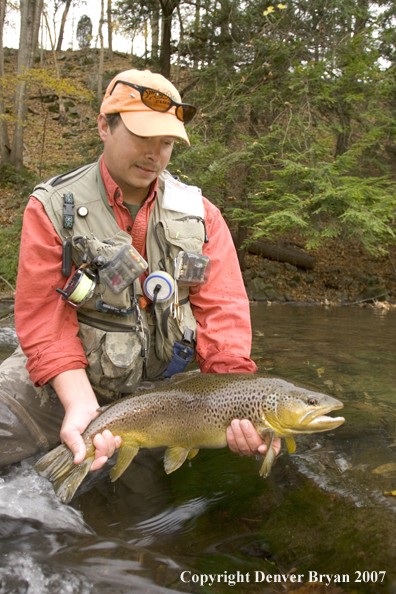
[{"xmin": 15, "ymin": 157, "xmax": 257, "ymax": 386}]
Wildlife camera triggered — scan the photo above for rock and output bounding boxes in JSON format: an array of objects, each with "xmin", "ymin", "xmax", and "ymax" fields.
[
  {"xmin": 264, "ymin": 264, "xmax": 280, "ymax": 274},
  {"xmin": 354, "ymin": 286, "xmax": 389, "ymax": 303},
  {"xmin": 284, "ymin": 262, "xmax": 298, "ymax": 272},
  {"xmin": 246, "ymin": 278, "xmax": 284, "ymax": 301},
  {"xmin": 67, "ymin": 106, "xmax": 81, "ymax": 118},
  {"xmin": 80, "ymin": 55, "xmax": 95, "ymax": 66},
  {"xmin": 288, "ymin": 280, "xmax": 299, "ymax": 289},
  {"xmin": 62, "ymin": 130, "xmax": 79, "ymax": 138},
  {"xmin": 41, "ymin": 95, "xmax": 58, "ymax": 103},
  {"xmin": 306, "ymin": 273, "xmax": 315, "ymax": 284},
  {"xmin": 242, "ymin": 270, "xmax": 255, "ymax": 282}
]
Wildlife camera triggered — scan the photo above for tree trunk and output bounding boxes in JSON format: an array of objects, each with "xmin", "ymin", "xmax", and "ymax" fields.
[
  {"xmin": 10, "ymin": 0, "xmax": 44, "ymax": 171},
  {"xmin": 107, "ymin": 0, "xmax": 113, "ymax": 58},
  {"xmin": 55, "ymin": 0, "xmax": 72, "ymax": 51},
  {"xmin": 159, "ymin": 0, "xmax": 179, "ymax": 79},
  {"xmin": 0, "ymin": 0, "xmax": 10, "ymax": 165},
  {"xmin": 151, "ymin": 0, "xmax": 160, "ymax": 64},
  {"xmin": 234, "ymin": 223, "xmax": 248, "ymax": 271},
  {"xmin": 175, "ymin": 2, "xmax": 184, "ymax": 85},
  {"xmin": 98, "ymin": 0, "xmax": 105, "ymax": 102},
  {"xmin": 43, "ymin": 10, "xmax": 67, "ymax": 125},
  {"xmin": 193, "ymin": 0, "xmax": 200, "ymax": 69}
]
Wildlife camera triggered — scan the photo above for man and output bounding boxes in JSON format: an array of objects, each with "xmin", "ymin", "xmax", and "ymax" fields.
[{"xmin": 0, "ymin": 69, "xmax": 280, "ymax": 472}]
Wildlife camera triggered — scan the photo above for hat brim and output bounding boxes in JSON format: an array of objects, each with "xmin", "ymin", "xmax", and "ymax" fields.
[{"xmin": 120, "ymin": 111, "xmax": 190, "ymax": 146}]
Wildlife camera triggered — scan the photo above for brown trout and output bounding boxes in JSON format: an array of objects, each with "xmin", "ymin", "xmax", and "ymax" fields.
[{"xmin": 35, "ymin": 373, "xmax": 345, "ymax": 503}]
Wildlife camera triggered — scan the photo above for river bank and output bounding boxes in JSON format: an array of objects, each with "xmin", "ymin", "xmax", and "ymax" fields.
[{"xmin": 1, "ymin": 48, "xmax": 396, "ymax": 306}]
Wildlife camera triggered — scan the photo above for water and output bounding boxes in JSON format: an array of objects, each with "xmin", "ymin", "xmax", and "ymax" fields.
[{"xmin": 1, "ymin": 303, "xmax": 396, "ymax": 593}]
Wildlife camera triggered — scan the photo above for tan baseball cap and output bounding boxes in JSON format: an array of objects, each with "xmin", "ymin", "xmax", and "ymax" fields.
[{"xmin": 100, "ymin": 69, "xmax": 192, "ymax": 145}]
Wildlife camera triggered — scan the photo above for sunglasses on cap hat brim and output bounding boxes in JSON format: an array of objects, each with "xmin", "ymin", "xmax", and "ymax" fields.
[{"xmin": 110, "ymin": 80, "xmax": 197, "ymax": 123}]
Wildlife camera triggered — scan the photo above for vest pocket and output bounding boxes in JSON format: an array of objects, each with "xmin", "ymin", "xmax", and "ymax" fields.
[
  {"xmin": 79, "ymin": 322, "xmax": 142, "ymax": 401},
  {"xmin": 157, "ymin": 219, "xmax": 205, "ymax": 254}
]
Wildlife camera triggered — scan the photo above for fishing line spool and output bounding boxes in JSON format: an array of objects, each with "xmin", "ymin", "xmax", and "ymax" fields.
[{"xmin": 56, "ymin": 268, "xmax": 96, "ymax": 307}]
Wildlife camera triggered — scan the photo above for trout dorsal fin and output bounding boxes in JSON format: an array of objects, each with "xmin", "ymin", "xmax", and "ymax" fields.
[
  {"xmin": 164, "ymin": 446, "xmax": 191, "ymax": 474},
  {"xmin": 110, "ymin": 444, "xmax": 139, "ymax": 482}
]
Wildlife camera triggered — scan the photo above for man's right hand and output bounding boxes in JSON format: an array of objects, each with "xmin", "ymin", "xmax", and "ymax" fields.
[{"xmin": 50, "ymin": 368, "xmax": 121, "ymax": 471}]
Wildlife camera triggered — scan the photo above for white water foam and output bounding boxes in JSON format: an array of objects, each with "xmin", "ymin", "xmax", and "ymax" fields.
[{"xmin": 0, "ymin": 460, "xmax": 92, "ymax": 534}]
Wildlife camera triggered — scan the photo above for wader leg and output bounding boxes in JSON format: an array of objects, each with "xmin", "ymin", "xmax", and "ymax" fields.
[{"xmin": 0, "ymin": 346, "xmax": 65, "ymax": 466}]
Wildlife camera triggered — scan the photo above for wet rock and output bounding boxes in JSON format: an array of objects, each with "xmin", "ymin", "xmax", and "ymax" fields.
[
  {"xmin": 354, "ymin": 286, "xmax": 389, "ymax": 303},
  {"xmin": 246, "ymin": 278, "xmax": 285, "ymax": 301}
]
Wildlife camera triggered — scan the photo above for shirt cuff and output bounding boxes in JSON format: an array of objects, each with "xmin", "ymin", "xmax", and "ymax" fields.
[
  {"xmin": 25, "ymin": 337, "xmax": 88, "ymax": 386},
  {"xmin": 199, "ymin": 352, "xmax": 258, "ymax": 374}
]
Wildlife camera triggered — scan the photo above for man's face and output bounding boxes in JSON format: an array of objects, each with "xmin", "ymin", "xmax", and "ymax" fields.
[{"xmin": 98, "ymin": 114, "xmax": 175, "ymax": 203}]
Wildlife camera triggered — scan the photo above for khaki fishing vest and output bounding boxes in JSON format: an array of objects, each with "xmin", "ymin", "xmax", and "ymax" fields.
[{"xmin": 32, "ymin": 160, "xmax": 206, "ymax": 401}]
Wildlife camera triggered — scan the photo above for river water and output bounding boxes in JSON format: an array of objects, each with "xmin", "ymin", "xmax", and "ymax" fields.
[{"xmin": 1, "ymin": 301, "xmax": 396, "ymax": 594}]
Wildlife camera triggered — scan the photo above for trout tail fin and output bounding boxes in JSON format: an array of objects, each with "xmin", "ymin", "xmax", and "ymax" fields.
[{"xmin": 35, "ymin": 444, "xmax": 94, "ymax": 504}]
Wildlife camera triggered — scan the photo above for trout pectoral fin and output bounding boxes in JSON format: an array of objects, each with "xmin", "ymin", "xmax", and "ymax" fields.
[
  {"xmin": 110, "ymin": 445, "xmax": 139, "ymax": 482},
  {"xmin": 164, "ymin": 446, "xmax": 191, "ymax": 474},
  {"xmin": 187, "ymin": 448, "xmax": 199, "ymax": 460},
  {"xmin": 259, "ymin": 434, "xmax": 276, "ymax": 478},
  {"xmin": 285, "ymin": 437, "xmax": 296, "ymax": 454}
]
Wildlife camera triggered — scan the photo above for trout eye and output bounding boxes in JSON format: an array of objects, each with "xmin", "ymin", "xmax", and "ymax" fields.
[{"xmin": 308, "ymin": 398, "xmax": 317, "ymax": 406}]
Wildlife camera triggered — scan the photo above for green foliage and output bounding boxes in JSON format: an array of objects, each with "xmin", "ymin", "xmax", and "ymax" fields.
[
  {"xmin": 0, "ymin": 216, "xmax": 22, "ymax": 291},
  {"xmin": 76, "ymin": 15, "xmax": 93, "ymax": 49},
  {"xmin": 169, "ymin": 0, "xmax": 396, "ymax": 254},
  {"xmin": 0, "ymin": 165, "xmax": 40, "ymax": 292}
]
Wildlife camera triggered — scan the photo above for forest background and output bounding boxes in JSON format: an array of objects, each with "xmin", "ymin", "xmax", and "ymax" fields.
[{"xmin": 1, "ymin": 0, "xmax": 396, "ymax": 305}]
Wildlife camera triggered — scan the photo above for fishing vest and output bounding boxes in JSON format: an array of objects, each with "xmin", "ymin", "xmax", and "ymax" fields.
[{"xmin": 32, "ymin": 160, "xmax": 206, "ymax": 401}]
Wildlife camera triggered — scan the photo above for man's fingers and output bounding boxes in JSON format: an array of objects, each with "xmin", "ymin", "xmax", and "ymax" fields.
[
  {"xmin": 227, "ymin": 420, "xmax": 282, "ymax": 459},
  {"xmin": 257, "ymin": 437, "xmax": 282, "ymax": 456},
  {"xmin": 61, "ymin": 431, "xmax": 86, "ymax": 465},
  {"xmin": 227, "ymin": 419, "xmax": 264, "ymax": 456},
  {"xmin": 90, "ymin": 455, "xmax": 109, "ymax": 472},
  {"xmin": 91, "ymin": 430, "xmax": 122, "ymax": 471}
]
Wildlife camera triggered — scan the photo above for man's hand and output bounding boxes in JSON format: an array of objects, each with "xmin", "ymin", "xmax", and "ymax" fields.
[
  {"xmin": 226, "ymin": 419, "xmax": 281, "ymax": 457},
  {"xmin": 51, "ymin": 368, "xmax": 121, "ymax": 471}
]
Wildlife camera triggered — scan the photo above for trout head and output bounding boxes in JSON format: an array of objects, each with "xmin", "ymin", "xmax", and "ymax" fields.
[{"xmin": 261, "ymin": 380, "xmax": 345, "ymax": 437}]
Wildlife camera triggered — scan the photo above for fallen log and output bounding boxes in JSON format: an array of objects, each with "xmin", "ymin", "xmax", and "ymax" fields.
[{"xmin": 232, "ymin": 234, "xmax": 315, "ymax": 270}]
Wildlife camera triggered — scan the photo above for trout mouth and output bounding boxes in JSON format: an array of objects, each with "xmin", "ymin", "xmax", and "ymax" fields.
[{"xmin": 299, "ymin": 402, "xmax": 345, "ymax": 431}]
